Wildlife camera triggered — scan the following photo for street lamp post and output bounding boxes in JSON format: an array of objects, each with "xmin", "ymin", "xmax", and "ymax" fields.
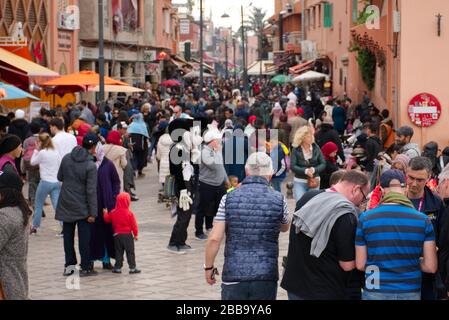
[
  {"xmin": 233, "ymin": 37, "xmax": 237, "ymax": 84},
  {"xmin": 225, "ymin": 37, "xmax": 229, "ymax": 80},
  {"xmin": 241, "ymin": 5, "xmax": 247, "ymax": 97},
  {"xmin": 98, "ymin": 0, "xmax": 105, "ymax": 112},
  {"xmin": 221, "ymin": 13, "xmax": 231, "ymax": 81},
  {"xmin": 199, "ymin": 0, "xmax": 204, "ymax": 98}
]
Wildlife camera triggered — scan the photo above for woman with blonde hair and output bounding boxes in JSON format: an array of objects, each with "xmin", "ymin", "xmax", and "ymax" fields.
[
  {"xmin": 291, "ymin": 125, "xmax": 326, "ymax": 201},
  {"xmin": 30, "ymin": 133, "xmax": 62, "ymax": 234}
]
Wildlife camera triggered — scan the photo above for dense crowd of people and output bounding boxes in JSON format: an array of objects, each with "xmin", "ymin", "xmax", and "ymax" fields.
[{"xmin": 0, "ymin": 77, "xmax": 448, "ymax": 301}]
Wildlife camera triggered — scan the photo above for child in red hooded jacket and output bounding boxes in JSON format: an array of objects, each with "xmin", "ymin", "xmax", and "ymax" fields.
[{"xmin": 104, "ymin": 192, "xmax": 141, "ymax": 274}]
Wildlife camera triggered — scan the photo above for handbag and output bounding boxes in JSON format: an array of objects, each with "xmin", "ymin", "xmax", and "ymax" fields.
[
  {"xmin": 307, "ymin": 177, "xmax": 319, "ymax": 189},
  {"xmin": 304, "ymin": 156, "xmax": 319, "ymax": 189}
]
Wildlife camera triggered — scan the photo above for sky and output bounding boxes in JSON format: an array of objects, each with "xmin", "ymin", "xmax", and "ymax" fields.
[{"xmin": 172, "ymin": 0, "xmax": 275, "ymax": 28}]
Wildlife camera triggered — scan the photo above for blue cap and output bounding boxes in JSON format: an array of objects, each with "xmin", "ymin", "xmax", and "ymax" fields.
[
  {"xmin": 380, "ymin": 169, "xmax": 406, "ymax": 188},
  {"xmin": 83, "ymin": 133, "xmax": 99, "ymax": 149}
]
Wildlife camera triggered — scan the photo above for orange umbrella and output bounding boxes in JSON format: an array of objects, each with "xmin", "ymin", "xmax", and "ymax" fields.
[{"xmin": 41, "ymin": 70, "xmax": 129, "ymax": 96}]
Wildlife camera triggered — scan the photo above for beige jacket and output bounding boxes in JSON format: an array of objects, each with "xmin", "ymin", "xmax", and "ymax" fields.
[{"xmin": 103, "ymin": 144, "xmax": 128, "ymax": 190}]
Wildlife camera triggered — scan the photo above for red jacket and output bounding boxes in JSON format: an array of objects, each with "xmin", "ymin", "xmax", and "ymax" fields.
[{"xmin": 104, "ymin": 192, "xmax": 138, "ymax": 237}]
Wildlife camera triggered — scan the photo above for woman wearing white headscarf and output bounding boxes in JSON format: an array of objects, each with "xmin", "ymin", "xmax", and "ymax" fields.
[{"xmin": 271, "ymin": 102, "xmax": 284, "ymax": 129}]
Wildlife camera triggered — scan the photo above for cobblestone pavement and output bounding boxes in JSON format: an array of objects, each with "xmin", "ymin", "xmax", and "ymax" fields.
[{"xmin": 27, "ymin": 162, "xmax": 296, "ymax": 300}]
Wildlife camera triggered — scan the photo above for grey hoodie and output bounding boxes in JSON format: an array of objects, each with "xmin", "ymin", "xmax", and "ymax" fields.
[
  {"xmin": 56, "ymin": 146, "xmax": 98, "ymax": 223},
  {"xmin": 401, "ymin": 143, "xmax": 421, "ymax": 159}
]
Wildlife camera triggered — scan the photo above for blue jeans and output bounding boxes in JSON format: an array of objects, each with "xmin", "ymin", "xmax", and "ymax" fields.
[
  {"xmin": 294, "ymin": 180, "xmax": 319, "ymax": 202},
  {"xmin": 32, "ymin": 180, "xmax": 61, "ymax": 228},
  {"xmin": 221, "ymin": 281, "xmax": 278, "ymax": 300},
  {"xmin": 362, "ymin": 291, "xmax": 421, "ymax": 300},
  {"xmin": 271, "ymin": 177, "xmax": 285, "ymax": 192}
]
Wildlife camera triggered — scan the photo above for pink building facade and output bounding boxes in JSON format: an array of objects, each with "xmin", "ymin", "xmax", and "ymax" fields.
[{"xmin": 301, "ymin": 0, "xmax": 449, "ymax": 148}]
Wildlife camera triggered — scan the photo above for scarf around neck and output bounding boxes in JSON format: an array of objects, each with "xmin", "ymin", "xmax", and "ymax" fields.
[{"xmin": 379, "ymin": 192, "xmax": 415, "ymax": 209}]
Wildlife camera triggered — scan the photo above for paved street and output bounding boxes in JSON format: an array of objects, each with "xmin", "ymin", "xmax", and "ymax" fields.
[{"xmin": 27, "ymin": 162, "xmax": 295, "ymax": 300}]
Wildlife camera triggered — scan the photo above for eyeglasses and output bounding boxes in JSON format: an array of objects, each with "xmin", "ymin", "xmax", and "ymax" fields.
[
  {"xmin": 407, "ymin": 175, "xmax": 428, "ymax": 184},
  {"xmin": 359, "ymin": 187, "xmax": 368, "ymax": 203}
]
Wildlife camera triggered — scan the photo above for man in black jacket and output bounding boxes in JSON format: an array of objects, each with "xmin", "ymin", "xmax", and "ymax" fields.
[
  {"xmin": 407, "ymin": 157, "xmax": 446, "ymax": 299},
  {"xmin": 436, "ymin": 168, "xmax": 449, "ymax": 299},
  {"xmin": 315, "ymin": 121, "xmax": 345, "ymax": 162},
  {"xmin": 363, "ymin": 123, "xmax": 383, "ymax": 175}
]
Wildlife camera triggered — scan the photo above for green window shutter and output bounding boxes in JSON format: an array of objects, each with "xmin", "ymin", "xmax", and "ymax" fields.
[
  {"xmin": 324, "ymin": 3, "xmax": 333, "ymax": 28},
  {"xmin": 352, "ymin": 0, "xmax": 359, "ymax": 22},
  {"xmin": 329, "ymin": 3, "xmax": 333, "ymax": 28}
]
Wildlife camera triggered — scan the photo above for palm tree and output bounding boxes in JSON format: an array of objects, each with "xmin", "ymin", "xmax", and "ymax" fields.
[
  {"xmin": 186, "ymin": 0, "xmax": 195, "ymax": 15},
  {"xmin": 247, "ymin": 7, "xmax": 268, "ymax": 61}
]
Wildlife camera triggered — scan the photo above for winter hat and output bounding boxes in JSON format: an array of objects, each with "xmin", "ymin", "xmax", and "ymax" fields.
[
  {"xmin": 82, "ymin": 133, "xmax": 99, "ymax": 149},
  {"xmin": 0, "ymin": 134, "xmax": 22, "ymax": 156},
  {"xmin": 392, "ymin": 154, "xmax": 410, "ymax": 173},
  {"xmin": 0, "ymin": 170, "xmax": 22, "ymax": 191},
  {"xmin": 204, "ymin": 126, "xmax": 222, "ymax": 144},
  {"xmin": 15, "ymin": 109, "xmax": 25, "ymax": 119},
  {"xmin": 380, "ymin": 169, "xmax": 406, "ymax": 188}
]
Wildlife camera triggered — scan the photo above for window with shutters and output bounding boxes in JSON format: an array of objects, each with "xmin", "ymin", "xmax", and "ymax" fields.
[
  {"xmin": 352, "ymin": 0, "xmax": 359, "ymax": 22},
  {"xmin": 323, "ymin": 3, "xmax": 333, "ymax": 28}
]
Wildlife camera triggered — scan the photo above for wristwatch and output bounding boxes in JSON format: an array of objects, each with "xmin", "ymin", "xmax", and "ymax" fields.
[{"xmin": 203, "ymin": 264, "xmax": 214, "ymax": 271}]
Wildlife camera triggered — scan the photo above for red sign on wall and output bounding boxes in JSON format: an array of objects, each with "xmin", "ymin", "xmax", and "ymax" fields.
[{"xmin": 407, "ymin": 93, "xmax": 442, "ymax": 128}]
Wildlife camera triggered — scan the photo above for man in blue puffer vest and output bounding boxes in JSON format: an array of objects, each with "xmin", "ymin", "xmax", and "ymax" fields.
[{"xmin": 204, "ymin": 152, "xmax": 291, "ymax": 300}]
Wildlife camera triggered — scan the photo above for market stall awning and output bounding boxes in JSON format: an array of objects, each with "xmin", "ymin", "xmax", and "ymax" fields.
[
  {"xmin": 191, "ymin": 59, "xmax": 214, "ymax": 73},
  {"xmin": 292, "ymin": 70, "xmax": 330, "ymax": 83},
  {"xmin": 0, "ymin": 47, "xmax": 59, "ymax": 89},
  {"xmin": 0, "ymin": 81, "xmax": 40, "ymax": 101},
  {"xmin": 247, "ymin": 60, "xmax": 276, "ymax": 76},
  {"xmin": 41, "ymin": 70, "xmax": 129, "ymax": 96},
  {"xmin": 289, "ymin": 60, "xmax": 314, "ymax": 75},
  {"xmin": 89, "ymin": 85, "xmax": 145, "ymax": 93},
  {"xmin": 171, "ymin": 55, "xmax": 193, "ymax": 69},
  {"xmin": 183, "ymin": 71, "xmax": 215, "ymax": 79}
]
